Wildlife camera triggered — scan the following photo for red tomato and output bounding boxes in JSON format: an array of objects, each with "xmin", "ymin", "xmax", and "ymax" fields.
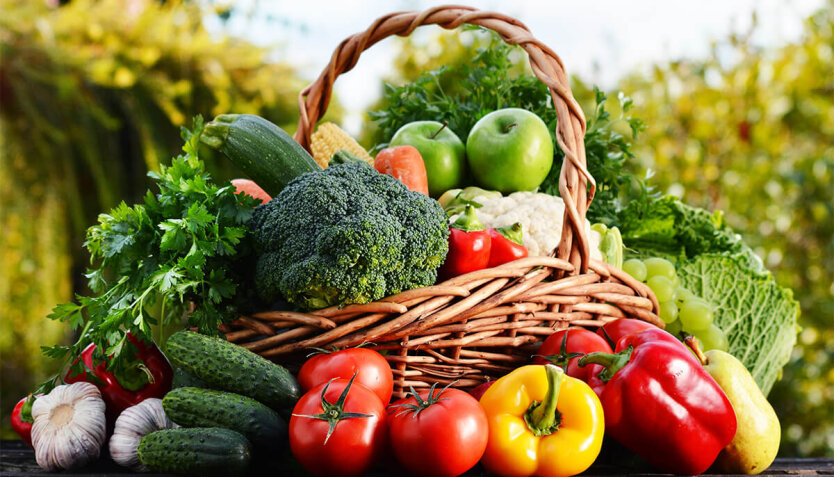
[
  {"xmin": 596, "ymin": 318, "xmax": 659, "ymax": 347},
  {"xmin": 289, "ymin": 377, "xmax": 387, "ymax": 477},
  {"xmin": 532, "ymin": 328, "xmax": 613, "ymax": 382},
  {"xmin": 388, "ymin": 385, "xmax": 488, "ymax": 477},
  {"xmin": 231, "ymin": 178, "xmax": 271, "ymax": 205},
  {"xmin": 298, "ymin": 348, "xmax": 393, "ymax": 404}
]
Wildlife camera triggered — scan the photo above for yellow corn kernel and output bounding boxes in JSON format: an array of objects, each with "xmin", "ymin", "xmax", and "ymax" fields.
[{"xmin": 310, "ymin": 122, "xmax": 373, "ymax": 168}]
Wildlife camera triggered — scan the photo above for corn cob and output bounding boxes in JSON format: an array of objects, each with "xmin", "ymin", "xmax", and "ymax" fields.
[{"xmin": 310, "ymin": 122, "xmax": 373, "ymax": 168}]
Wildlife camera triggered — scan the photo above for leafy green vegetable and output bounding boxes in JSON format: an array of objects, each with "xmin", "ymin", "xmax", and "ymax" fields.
[
  {"xmin": 251, "ymin": 161, "xmax": 449, "ymax": 311},
  {"xmin": 618, "ymin": 195, "xmax": 762, "ymax": 271},
  {"xmin": 677, "ymin": 253, "xmax": 800, "ymax": 395},
  {"xmin": 40, "ymin": 117, "xmax": 258, "ymax": 390},
  {"xmin": 618, "ymin": 194, "xmax": 799, "ymax": 395},
  {"xmin": 369, "ymin": 34, "xmax": 648, "ymax": 225}
]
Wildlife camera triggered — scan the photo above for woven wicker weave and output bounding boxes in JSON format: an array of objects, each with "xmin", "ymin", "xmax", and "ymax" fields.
[{"xmin": 222, "ymin": 5, "xmax": 663, "ymax": 399}]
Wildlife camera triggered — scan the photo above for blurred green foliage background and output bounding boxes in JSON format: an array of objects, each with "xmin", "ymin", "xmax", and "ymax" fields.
[{"xmin": 1, "ymin": 0, "xmax": 831, "ymax": 457}]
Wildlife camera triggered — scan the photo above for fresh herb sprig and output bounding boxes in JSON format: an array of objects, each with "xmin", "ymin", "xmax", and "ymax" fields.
[
  {"xmin": 369, "ymin": 33, "xmax": 650, "ymax": 224},
  {"xmin": 39, "ymin": 116, "xmax": 258, "ymax": 392},
  {"xmin": 542, "ymin": 87, "xmax": 649, "ymax": 225}
]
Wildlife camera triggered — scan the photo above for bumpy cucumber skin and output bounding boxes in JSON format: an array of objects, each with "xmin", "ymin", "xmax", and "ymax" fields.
[
  {"xmin": 172, "ymin": 368, "xmax": 211, "ymax": 389},
  {"xmin": 201, "ymin": 114, "xmax": 320, "ymax": 197},
  {"xmin": 163, "ymin": 387, "xmax": 287, "ymax": 451},
  {"xmin": 137, "ymin": 427, "xmax": 251, "ymax": 476},
  {"xmin": 165, "ymin": 331, "xmax": 301, "ymax": 411}
]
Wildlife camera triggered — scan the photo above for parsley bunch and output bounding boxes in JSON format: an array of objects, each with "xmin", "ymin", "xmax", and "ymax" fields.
[
  {"xmin": 369, "ymin": 34, "xmax": 649, "ymax": 224},
  {"xmin": 41, "ymin": 117, "xmax": 258, "ymax": 387}
]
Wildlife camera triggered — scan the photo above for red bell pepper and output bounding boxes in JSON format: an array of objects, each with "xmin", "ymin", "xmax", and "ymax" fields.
[
  {"xmin": 65, "ymin": 333, "xmax": 173, "ymax": 421},
  {"xmin": 487, "ymin": 223, "xmax": 528, "ymax": 268},
  {"xmin": 596, "ymin": 318, "xmax": 659, "ymax": 348},
  {"xmin": 11, "ymin": 396, "xmax": 35, "ymax": 447},
  {"xmin": 438, "ymin": 204, "xmax": 491, "ymax": 280},
  {"xmin": 578, "ymin": 327, "xmax": 737, "ymax": 475}
]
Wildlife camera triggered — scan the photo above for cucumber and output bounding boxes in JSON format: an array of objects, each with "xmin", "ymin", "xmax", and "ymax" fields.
[
  {"xmin": 165, "ymin": 331, "xmax": 301, "ymax": 411},
  {"xmin": 172, "ymin": 367, "xmax": 211, "ymax": 390},
  {"xmin": 201, "ymin": 114, "xmax": 320, "ymax": 197},
  {"xmin": 163, "ymin": 387, "xmax": 287, "ymax": 452},
  {"xmin": 137, "ymin": 427, "xmax": 251, "ymax": 476}
]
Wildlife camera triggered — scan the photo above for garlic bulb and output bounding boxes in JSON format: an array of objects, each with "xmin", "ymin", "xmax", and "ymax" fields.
[
  {"xmin": 109, "ymin": 398, "xmax": 177, "ymax": 471},
  {"xmin": 31, "ymin": 382, "xmax": 107, "ymax": 471}
]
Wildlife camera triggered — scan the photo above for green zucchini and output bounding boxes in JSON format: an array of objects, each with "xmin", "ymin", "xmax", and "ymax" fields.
[
  {"xmin": 165, "ymin": 331, "xmax": 301, "ymax": 411},
  {"xmin": 137, "ymin": 427, "xmax": 251, "ymax": 476},
  {"xmin": 163, "ymin": 387, "xmax": 287, "ymax": 452},
  {"xmin": 172, "ymin": 367, "xmax": 211, "ymax": 390},
  {"xmin": 201, "ymin": 114, "xmax": 320, "ymax": 196}
]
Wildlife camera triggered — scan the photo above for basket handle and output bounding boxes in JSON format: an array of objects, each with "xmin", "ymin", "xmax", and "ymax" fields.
[{"xmin": 293, "ymin": 5, "xmax": 596, "ymax": 273}]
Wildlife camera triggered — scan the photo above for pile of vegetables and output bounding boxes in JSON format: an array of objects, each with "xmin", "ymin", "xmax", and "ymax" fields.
[{"xmin": 9, "ymin": 32, "xmax": 800, "ymax": 477}]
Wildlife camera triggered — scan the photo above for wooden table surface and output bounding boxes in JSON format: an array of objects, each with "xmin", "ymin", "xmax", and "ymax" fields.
[{"xmin": 2, "ymin": 440, "xmax": 832, "ymax": 476}]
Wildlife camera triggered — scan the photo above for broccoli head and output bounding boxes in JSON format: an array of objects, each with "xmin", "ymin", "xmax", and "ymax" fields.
[{"xmin": 251, "ymin": 162, "xmax": 449, "ymax": 310}]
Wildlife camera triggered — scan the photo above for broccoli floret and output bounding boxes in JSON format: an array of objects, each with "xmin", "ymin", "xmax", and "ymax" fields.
[{"xmin": 251, "ymin": 162, "xmax": 449, "ymax": 310}]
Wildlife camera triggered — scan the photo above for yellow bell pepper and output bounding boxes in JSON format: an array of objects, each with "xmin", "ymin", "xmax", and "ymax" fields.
[{"xmin": 479, "ymin": 364, "xmax": 604, "ymax": 477}]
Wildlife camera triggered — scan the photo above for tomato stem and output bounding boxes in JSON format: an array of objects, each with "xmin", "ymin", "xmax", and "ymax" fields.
[
  {"xmin": 536, "ymin": 331, "xmax": 583, "ymax": 370},
  {"xmin": 390, "ymin": 381, "xmax": 454, "ymax": 418},
  {"xmin": 292, "ymin": 373, "xmax": 373, "ymax": 444}
]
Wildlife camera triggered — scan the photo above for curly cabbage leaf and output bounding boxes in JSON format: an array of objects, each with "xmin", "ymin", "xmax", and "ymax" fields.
[{"xmin": 678, "ymin": 253, "xmax": 800, "ymax": 396}]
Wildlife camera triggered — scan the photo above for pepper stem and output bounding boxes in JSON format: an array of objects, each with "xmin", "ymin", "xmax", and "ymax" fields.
[
  {"xmin": 523, "ymin": 364, "xmax": 564, "ymax": 436},
  {"xmin": 577, "ymin": 346, "xmax": 634, "ymax": 383},
  {"xmin": 495, "ymin": 222, "xmax": 524, "ymax": 245},
  {"xmin": 451, "ymin": 204, "xmax": 486, "ymax": 232}
]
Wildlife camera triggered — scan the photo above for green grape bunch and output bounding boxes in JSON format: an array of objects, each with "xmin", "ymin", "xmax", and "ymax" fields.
[{"xmin": 623, "ymin": 257, "xmax": 728, "ymax": 352}]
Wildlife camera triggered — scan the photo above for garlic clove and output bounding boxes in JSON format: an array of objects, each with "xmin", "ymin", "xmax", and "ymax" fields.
[
  {"xmin": 109, "ymin": 398, "xmax": 177, "ymax": 472},
  {"xmin": 31, "ymin": 382, "xmax": 107, "ymax": 471}
]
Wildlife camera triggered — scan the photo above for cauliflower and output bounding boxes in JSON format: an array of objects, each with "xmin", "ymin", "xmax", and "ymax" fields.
[{"xmin": 451, "ymin": 191, "xmax": 603, "ymax": 260}]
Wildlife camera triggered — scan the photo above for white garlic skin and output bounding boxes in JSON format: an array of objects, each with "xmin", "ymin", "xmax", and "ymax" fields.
[
  {"xmin": 109, "ymin": 398, "xmax": 177, "ymax": 471},
  {"xmin": 31, "ymin": 381, "xmax": 107, "ymax": 472}
]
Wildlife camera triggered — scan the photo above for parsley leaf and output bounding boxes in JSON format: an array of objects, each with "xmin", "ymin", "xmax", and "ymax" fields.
[{"xmin": 37, "ymin": 116, "xmax": 258, "ymax": 394}]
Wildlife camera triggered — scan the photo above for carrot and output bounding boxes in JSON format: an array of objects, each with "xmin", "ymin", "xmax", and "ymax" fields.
[
  {"xmin": 231, "ymin": 178, "xmax": 272, "ymax": 205},
  {"xmin": 373, "ymin": 146, "xmax": 430, "ymax": 195}
]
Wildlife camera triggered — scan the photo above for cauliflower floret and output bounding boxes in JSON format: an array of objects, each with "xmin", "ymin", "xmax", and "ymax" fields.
[{"xmin": 453, "ymin": 191, "xmax": 602, "ymax": 260}]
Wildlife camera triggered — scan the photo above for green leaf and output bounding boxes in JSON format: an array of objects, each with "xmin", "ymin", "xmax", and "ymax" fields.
[{"xmin": 678, "ymin": 253, "xmax": 799, "ymax": 395}]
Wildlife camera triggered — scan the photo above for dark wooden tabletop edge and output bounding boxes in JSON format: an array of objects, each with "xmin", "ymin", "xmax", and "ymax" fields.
[{"xmin": 2, "ymin": 440, "xmax": 832, "ymax": 476}]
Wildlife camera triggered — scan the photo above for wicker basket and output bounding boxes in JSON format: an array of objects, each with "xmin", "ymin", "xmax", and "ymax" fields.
[{"xmin": 221, "ymin": 5, "xmax": 663, "ymax": 399}]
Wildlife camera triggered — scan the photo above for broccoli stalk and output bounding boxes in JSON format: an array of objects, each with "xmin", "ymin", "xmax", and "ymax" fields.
[{"xmin": 251, "ymin": 162, "xmax": 449, "ymax": 310}]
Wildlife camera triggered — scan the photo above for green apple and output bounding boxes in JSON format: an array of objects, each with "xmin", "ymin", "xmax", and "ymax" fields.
[
  {"xmin": 466, "ymin": 108, "xmax": 553, "ymax": 193},
  {"xmin": 389, "ymin": 121, "xmax": 467, "ymax": 197}
]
